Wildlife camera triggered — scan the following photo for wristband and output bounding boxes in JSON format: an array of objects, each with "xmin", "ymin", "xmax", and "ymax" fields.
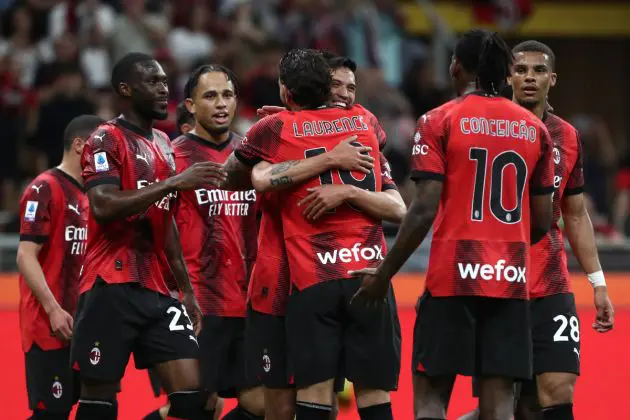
[{"xmin": 587, "ymin": 270, "xmax": 606, "ymax": 288}]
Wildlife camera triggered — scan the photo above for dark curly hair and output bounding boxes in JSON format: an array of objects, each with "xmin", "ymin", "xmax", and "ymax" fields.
[
  {"xmin": 279, "ymin": 49, "xmax": 331, "ymax": 109},
  {"xmin": 455, "ymin": 29, "xmax": 513, "ymax": 95}
]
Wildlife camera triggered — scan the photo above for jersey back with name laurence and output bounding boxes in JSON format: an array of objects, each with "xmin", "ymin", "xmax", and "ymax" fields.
[
  {"xmin": 173, "ymin": 132, "xmax": 258, "ymax": 317},
  {"xmin": 80, "ymin": 119, "xmax": 177, "ymax": 295},
  {"xmin": 410, "ymin": 95, "xmax": 554, "ymax": 299},
  {"xmin": 18, "ymin": 169, "xmax": 88, "ymax": 352},
  {"xmin": 237, "ymin": 105, "xmax": 387, "ymax": 291},
  {"xmin": 530, "ymin": 113, "xmax": 584, "ymax": 298}
]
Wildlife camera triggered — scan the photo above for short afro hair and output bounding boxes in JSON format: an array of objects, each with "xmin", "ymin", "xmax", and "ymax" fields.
[
  {"xmin": 183, "ymin": 64, "xmax": 240, "ymax": 99},
  {"xmin": 175, "ymin": 102, "xmax": 194, "ymax": 135},
  {"xmin": 279, "ymin": 49, "xmax": 332, "ymax": 109},
  {"xmin": 110, "ymin": 52, "xmax": 156, "ymax": 95},
  {"xmin": 63, "ymin": 115, "xmax": 105, "ymax": 151},
  {"xmin": 512, "ymin": 40, "xmax": 556, "ymax": 70}
]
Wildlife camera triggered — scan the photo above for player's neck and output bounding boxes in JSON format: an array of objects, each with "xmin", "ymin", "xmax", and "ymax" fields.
[
  {"xmin": 515, "ymin": 98, "xmax": 546, "ymax": 120},
  {"xmin": 460, "ymin": 82, "xmax": 478, "ymax": 96},
  {"xmin": 57, "ymin": 160, "xmax": 83, "ymax": 185},
  {"xmin": 120, "ymin": 110, "xmax": 153, "ymax": 134},
  {"xmin": 190, "ymin": 126, "xmax": 230, "ymax": 145}
]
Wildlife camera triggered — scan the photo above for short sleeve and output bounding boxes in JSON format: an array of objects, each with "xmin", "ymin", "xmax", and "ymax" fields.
[
  {"xmin": 81, "ymin": 126, "xmax": 123, "ymax": 190},
  {"xmin": 409, "ymin": 112, "xmax": 447, "ymax": 182},
  {"xmin": 19, "ymin": 179, "xmax": 53, "ymax": 243},
  {"xmin": 380, "ymin": 153, "xmax": 398, "ymax": 191},
  {"xmin": 564, "ymin": 130, "xmax": 585, "ymax": 196},
  {"xmin": 362, "ymin": 108, "xmax": 387, "ymax": 150},
  {"xmin": 234, "ymin": 115, "xmax": 284, "ymax": 166},
  {"xmin": 530, "ymin": 125, "xmax": 556, "ymax": 195}
]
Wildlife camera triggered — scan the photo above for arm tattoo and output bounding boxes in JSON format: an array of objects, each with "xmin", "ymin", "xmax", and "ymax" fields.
[
  {"xmin": 270, "ymin": 176, "xmax": 293, "ymax": 186},
  {"xmin": 270, "ymin": 160, "xmax": 299, "ymax": 175}
]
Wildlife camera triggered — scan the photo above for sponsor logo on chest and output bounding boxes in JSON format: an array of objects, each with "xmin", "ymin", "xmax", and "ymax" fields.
[{"xmin": 195, "ymin": 189, "xmax": 256, "ymax": 217}]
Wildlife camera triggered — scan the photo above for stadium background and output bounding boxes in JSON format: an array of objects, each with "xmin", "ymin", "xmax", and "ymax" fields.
[{"xmin": 1, "ymin": 0, "xmax": 629, "ymax": 418}]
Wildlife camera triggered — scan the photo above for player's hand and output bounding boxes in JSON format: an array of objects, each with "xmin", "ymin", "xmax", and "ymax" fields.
[
  {"xmin": 256, "ymin": 105, "xmax": 286, "ymax": 118},
  {"xmin": 348, "ymin": 267, "xmax": 390, "ymax": 307},
  {"xmin": 298, "ymin": 185, "xmax": 352, "ymax": 220},
  {"xmin": 182, "ymin": 292, "xmax": 203, "ymax": 336},
  {"xmin": 171, "ymin": 162, "xmax": 227, "ymax": 190},
  {"xmin": 327, "ymin": 136, "xmax": 374, "ymax": 174},
  {"xmin": 49, "ymin": 307, "xmax": 73, "ymax": 341},
  {"xmin": 593, "ymin": 286, "xmax": 614, "ymax": 333}
]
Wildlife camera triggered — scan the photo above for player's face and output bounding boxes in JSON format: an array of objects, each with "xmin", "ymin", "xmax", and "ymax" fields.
[
  {"xmin": 188, "ymin": 72, "xmax": 236, "ymax": 136},
  {"xmin": 330, "ymin": 67, "xmax": 356, "ymax": 109},
  {"xmin": 449, "ymin": 56, "xmax": 466, "ymax": 96},
  {"xmin": 509, "ymin": 51, "xmax": 557, "ymax": 108},
  {"xmin": 130, "ymin": 61, "xmax": 170, "ymax": 121}
]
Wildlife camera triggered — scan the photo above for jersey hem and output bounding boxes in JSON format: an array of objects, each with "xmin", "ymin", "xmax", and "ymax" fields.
[
  {"xmin": 410, "ymin": 170, "xmax": 445, "ymax": 182},
  {"xmin": 234, "ymin": 150, "xmax": 262, "ymax": 167},
  {"xmin": 19, "ymin": 234, "xmax": 48, "ymax": 244},
  {"xmin": 564, "ymin": 186, "xmax": 584, "ymax": 196},
  {"xmin": 530, "ymin": 185, "xmax": 555, "ymax": 196},
  {"xmin": 85, "ymin": 176, "xmax": 120, "ymax": 190}
]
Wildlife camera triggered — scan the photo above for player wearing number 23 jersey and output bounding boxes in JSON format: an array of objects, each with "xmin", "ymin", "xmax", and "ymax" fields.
[
  {"xmin": 235, "ymin": 103, "xmax": 401, "ymax": 393},
  {"xmin": 410, "ymin": 92, "xmax": 555, "ymax": 380}
]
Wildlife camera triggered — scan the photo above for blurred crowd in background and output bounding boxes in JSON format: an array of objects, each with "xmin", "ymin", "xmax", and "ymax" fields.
[{"xmin": 0, "ymin": 0, "xmax": 628, "ymax": 244}]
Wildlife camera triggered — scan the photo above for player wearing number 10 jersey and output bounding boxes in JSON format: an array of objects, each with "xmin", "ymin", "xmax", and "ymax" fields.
[
  {"xmin": 234, "ymin": 49, "xmax": 400, "ymax": 420},
  {"xmin": 352, "ymin": 30, "xmax": 555, "ymax": 420}
]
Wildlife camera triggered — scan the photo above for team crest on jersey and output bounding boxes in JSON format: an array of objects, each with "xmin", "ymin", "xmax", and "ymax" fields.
[
  {"xmin": 24, "ymin": 201, "xmax": 38, "ymax": 222},
  {"xmin": 262, "ymin": 351, "xmax": 271, "ymax": 373},
  {"xmin": 553, "ymin": 147, "xmax": 561, "ymax": 164},
  {"xmin": 94, "ymin": 152, "xmax": 109, "ymax": 172},
  {"xmin": 51, "ymin": 377, "xmax": 63, "ymax": 399},
  {"xmin": 414, "ymin": 131, "xmax": 421, "ymax": 143},
  {"xmin": 89, "ymin": 343, "xmax": 101, "ymax": 365}
]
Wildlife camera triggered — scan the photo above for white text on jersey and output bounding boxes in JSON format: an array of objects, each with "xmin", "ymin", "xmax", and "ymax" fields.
[
  {"xmin": 459, "ymin": 118, "xmax": 537, "ymax": 142},
  {"xmin": 65, "ymin": 226, "xmax": 88, "ymax": 255},
  {"xmin": 457, "ymin": 259, "xmax": 526, "ymax": 283},
  {"xmin": 293, "ymin": 116, "xmax": 369, "ymax": 138},
  {"xmin": 137, "ymin": 179, "xmax": 177, "ymax": 211},
  {"xmin": 316, "ymin": 243, "xmax": 383, "ymax": 265}
]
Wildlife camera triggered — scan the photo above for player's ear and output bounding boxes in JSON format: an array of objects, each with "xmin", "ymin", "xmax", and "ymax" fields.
[
  {"xmin": 184, "ymin": 98, "xmax": 195, "ymax": 115},
  {"xmin": 550, "ymin": 72, "xmax": 557, "ymax": 88},
  {"xmin": 119, "ymin": 82, "xmax": 132, "ymax": 98},
  {"xmin": 74, "ymin": 137, "xmax": 86, "ymax": 155}
]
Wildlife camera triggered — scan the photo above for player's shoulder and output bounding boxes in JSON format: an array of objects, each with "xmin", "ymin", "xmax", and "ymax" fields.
[
  {"xmin": 171, "ymin": 133, "xmax": 187, "ymax": 149},
  {"xmin": 544, "ymin": 112, "xmax": 579, "ymax": 139},
  {"xmin": 151, "ymin": 127, "xmax": 171, "ymax": 144},
  {"xmin": 21, "ymin": 171, "xmax": 57, "ymax": 201},
  {"xmin": 352, "ymin": 103, "xmax": 374, "ymax": 118},
  {"xmin": 417, "ymin": 99, "xmax": 459, "ymax": 126},
  {"xmin": 87, "ymin": 119, "xmax": 123, "ymax": 149}
]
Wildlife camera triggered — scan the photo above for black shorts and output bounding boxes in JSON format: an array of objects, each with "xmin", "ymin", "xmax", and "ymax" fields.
[
  {"xmin": 286, "ymin": 279, "xmax": 401, "ymax": 391},
  {"xmin": 244, "ymin": 307, "xmax": 292, "ymax": 389},
  {"xmin": 25, "ymin": 345, "xmax": 79, "ymax": 413},
  {"xmin": 198, "ymin": 315, "xmax": 259, "ymax": 398},
  {"xmin": 412, "ymin": 291, "xmax": 532, "ymax": 380},
  {"xmin": 520, "ymin": 293, "xmax": 580, "ymax": 396},
  {"xmin": 147, "ymin": 368, "xmax": 163, "ymax": 398},
  {"xmin": 71, "ymin": 277, "xmax": 199, "ymax": 382}
]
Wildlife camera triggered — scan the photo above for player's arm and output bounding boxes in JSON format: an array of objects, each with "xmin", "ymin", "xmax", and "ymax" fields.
[
  {"xmin": 222, "ymin": 153, "xmax": 256, "ymax": 190},
  {"xmin": 16, "ymin": 183, "xmax": 73, "ymax": 340},
  {"xmin": 298, "ymin": 154, "xmax": 406, "ymax": 222},
  {"xmin": 250, "ymin": 136, "xmax": 374, "ymax": 192},
  {"xmin": 351, "ymin": 110, "xmax": 445, "ymax": 302},
  {"xmin": 165, "ymin": 218, "xmax": 203, "ymax": 334},
  {"xmin": 530, "ymin": 127, "xmax": 555, "ymax": 244},
  {"xmin": 16, "ymin": 241, "xmax": 73, "ymax": 340},
  {"xmin": 561, "ymin": 138, "xmax": 614, "ymax": 332},
  {"xmin": 84, "ymin": 129, "xmax": 225, "ymax": 224}
]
